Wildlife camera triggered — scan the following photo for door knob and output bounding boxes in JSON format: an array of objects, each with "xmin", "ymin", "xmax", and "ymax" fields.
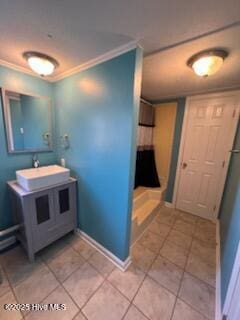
[
  {"xmin": 182, "ymin": 162, "xmax": 188, "ymax": 169},
  {"xmin": 229, "ymin": 149, "xmax": 240, "ymax": 154}
]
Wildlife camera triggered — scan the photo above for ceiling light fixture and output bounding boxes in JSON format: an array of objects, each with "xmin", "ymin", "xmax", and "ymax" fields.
[
  {"xmin": 187, "ymin": 49, "xmax": 228, "ymax": 77},
  {"xmin": 23, "ymin": 51, "xmax": 59, "ymax": 76}
]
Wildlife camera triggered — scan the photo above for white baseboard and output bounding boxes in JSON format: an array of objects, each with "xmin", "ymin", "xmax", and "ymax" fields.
[
  {"xmin": 164, "ymin": 201, "xmax": 175, "ymax": 208},
  {"xmin": 76, "ymin": 229, "xmax": 131, "ymax": 272},
  {"xmin": 0, "ymin": 236, "xmax": 16, "ymax": 251},
  {"xmin": 216, "ymin": 219, "xmax": 222, "ymax": 320}
]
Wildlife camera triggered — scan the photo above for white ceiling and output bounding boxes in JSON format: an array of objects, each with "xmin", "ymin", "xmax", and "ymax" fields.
[
  {"xmin": 0, "ymin": 0, "xmax": 240, "ymax": 97},
  {"xmin": 142, "ymin": 24, "xmax": 240, "ymax": 100}
]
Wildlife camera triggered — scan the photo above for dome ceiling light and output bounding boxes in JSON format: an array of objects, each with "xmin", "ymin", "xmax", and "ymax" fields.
[
  {"xmin": 187, "ymin": 49, "xmax": 228, "ymax": 77},
  {"xmin": 23, "ymin": 51, "xmax": 59, "ymax": 76}
]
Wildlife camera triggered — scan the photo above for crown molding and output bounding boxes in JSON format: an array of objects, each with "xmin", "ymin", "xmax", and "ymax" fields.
[
  {"xmin": 149, "ymin": 84, "xmax": 240, "ymax": 102},
  {"xmin": 0, "ymin": 40, "xmax": 138, "ymax": 83},
  {"xmin": 51, "ymin": 40, "xmax": 138, "ymax": 82},
  {"xmin": 0, "ymin": 58, "xmax": 52, "ymax": 82}
]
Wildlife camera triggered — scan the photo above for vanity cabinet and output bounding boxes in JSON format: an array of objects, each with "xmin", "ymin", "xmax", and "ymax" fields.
[{"xmin": 7, "ymin": 178, "xmax": 77, "ymax": 262}]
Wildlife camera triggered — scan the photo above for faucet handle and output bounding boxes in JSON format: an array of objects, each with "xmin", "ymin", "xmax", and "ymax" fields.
[{"xmin": 32, "ymin": 154, "xmax": 40, "ymax": 168}]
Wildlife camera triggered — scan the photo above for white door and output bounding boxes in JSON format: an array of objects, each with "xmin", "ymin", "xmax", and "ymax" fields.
[{"xmin": 175, "ymin": 92, "xmax": 240, "ymax": 220}]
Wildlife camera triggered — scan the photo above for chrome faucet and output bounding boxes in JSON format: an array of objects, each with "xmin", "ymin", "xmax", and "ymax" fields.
[{"xmin": 32, "ymin": 154, "xmax": 40, "ymax": 168}]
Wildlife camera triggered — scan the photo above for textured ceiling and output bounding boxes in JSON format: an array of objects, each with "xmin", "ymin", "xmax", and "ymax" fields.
[
  {"xmin": 0, "ymin": 0, "xmax": 240, "ymax": 96},
  {"xmin": 142, "ymin": 25, "xmax": 240, "ymax": 100}
]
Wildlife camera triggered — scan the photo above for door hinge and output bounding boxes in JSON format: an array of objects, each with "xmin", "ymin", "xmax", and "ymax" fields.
[
  {"xmin": 222, "ymin": 160, "xmax": 225, "ymax": 168},
  {"xmin": 232, "ymin": 109, "xmax": 236, "ymax": 118},
  {"xmin": 213, "ymin": 205, "xmax": 216, "ymax": 211}
]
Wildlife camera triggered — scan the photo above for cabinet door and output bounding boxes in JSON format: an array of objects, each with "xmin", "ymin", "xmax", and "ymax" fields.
[
  {"xmin": 29, "ymin": 189, "xmax": 55, "ymax": 250},
  {"xmin": 54, "ymin": 183, "xmax": 76, "ymax": 226}
]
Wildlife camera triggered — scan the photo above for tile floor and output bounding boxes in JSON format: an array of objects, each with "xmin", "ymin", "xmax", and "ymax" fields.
[{"xmin": 0, "ymin": 206, "xmax": 216, "ymax": 320}]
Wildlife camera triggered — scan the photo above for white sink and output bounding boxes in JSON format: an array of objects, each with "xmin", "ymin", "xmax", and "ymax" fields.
[{"xmin": 16, "ymin": 165, "xmax": 70, "ymax": 191}]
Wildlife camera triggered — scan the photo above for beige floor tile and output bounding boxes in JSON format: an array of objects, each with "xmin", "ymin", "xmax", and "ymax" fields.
[
  {"xmin": 2, "ymin": 246, "xmax": 43, "ymax": 287},
  {"xmin": 191, "ymin": 239, "xmax": 216, "ymax": 266},
  {"xmin": 124, "ymin": 305, "xmax": 148, "ymax": 320},
  {"xmin": 148, "ymin": 220, "xmax": 171, "ymax": 238},
  {"xmin": 148, "ymin": 256, "xmax": 183, "ymax": 294},
  {"xmin": 88, "ymin": 251, "xmax": 115, "ymax": 278},
  {"xmin": 47, "ymin": 247, "xmax": 85, "ymax": 282},
  {"xmin": 0, "ymin": 290, "xmax": 22, "ymax": 320},
  {"xmin": 82, "ymin": 281, "xmax": 129, "ymax": 320},
  {"xmin": 167, "ymin": 230, "xmax": 192, "ymax": 250},
  {"xmin": 195, "ymin": 219, "xmax": 216, "ymax": 245},
  {"xmin": 71, "ymin": 238, "xmax": 96, "ymax": 259},
  {"xmin": 73, "ymin": 312, "xmax": 87, "ymax": 319},
  {"xmin": 0, "ymin": 265, "xmax": 11, "ymax": 297},
  {"xmin": 39, "ymin": 239, "xmax": 70, "ymax": 262},
  {"xmin": 160, "ymin": 241, "xmax": 188, "ymax": 269},
  {"xmin": 108, "ymin": 265, "xmax": 145, "ymax": 300},
  {"xmin": 159, "ymin": 207, "xmax": 179, "ymax": 217},
  {"xmin": 133, "ymin": 276, "xmax": 176, "ymax": 320},
  {"xmin": 172, "ymin": 299, "xmax": 207, "ymax": 320},
  {"xmin": 62, "ymin": 232, "xmax": 78, "ymax": 244},
  {"xmin": 131, "ymin": 243, "xmax": 157, "ymax": 273},
  {"xmin": 179, "ymin": 273, "xmax": 215, "ymax": 319},
  {"xmin": 178, "ymin": 212, "xmax": 198, "ymax": 225},
  {"xmin": 25, "ymin": 286, "xmax": 79, "ymax": 320},
  {"xmin": 194, "ymin": 228, "xmax": 216, "ymax": 245},
  {"xmin": 173, "ymin": 219, "xmax": 195, "ymax": 236},
  {"xmin": 155, "ymin": 212, "xmax": 177, "ymax": 227},
  {"xmin": 138, "ymin": 230, "xmax": 164, "ymax": 253},
  {"xmin": 197, "ymin": 219, "xmax": 216, "ymax": 231},
  {"xmin": 186, "ymin": 253, "xmax": 216, "ymax": 287},
  {"xmin": 63, "ymin": 262, "xmax": 104, "ymax": 308},
  {"xmin": 13, "ymin": 263, "xmax": 59, "ymax": 305}
]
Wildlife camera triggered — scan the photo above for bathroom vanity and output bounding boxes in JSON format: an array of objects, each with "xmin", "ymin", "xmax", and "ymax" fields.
[{"xmin": 7, "ymin": 178, "xmax": 77, "ymax": 262}]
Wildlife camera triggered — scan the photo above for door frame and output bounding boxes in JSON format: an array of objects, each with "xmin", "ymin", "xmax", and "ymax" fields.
[{"xmin": 172, "ymin": 90, "xmax": 240, "ymax": 220}]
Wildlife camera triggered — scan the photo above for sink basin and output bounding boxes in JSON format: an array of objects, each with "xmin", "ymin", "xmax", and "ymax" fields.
[{"xmin": 16, "ymin": 165, "xmax": 70, "ymax": 191}]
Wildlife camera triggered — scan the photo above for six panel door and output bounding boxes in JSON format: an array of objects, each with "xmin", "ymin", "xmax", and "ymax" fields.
[{"xmin": 176, "ymin": 95, "xmax": 239, "ymax": 220}]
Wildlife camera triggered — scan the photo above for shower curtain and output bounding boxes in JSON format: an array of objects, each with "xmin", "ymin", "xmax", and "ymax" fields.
[{"xmin": 134, "ymin": 100, "xmax": 160, "ymax": 188}]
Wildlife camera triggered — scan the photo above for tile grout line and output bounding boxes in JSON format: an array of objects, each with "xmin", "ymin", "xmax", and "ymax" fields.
[
  {"xmin": 17, "ymin": 249, "xmax": 86, "ymax": 319},
  {"xmin": 1, "ymin": 208, "xmax": 216, "ymax": 320},
  {"xmin": 39, "ymin": 236, "xmax": 72, "ymax": 262},
  {"xmin": 51, "ymin": 249, "xmax": 116, "ymax": 320},
  {"xmin": 1, "ymin": 259, "xmax": 25, "ymax": 320},
  {"xmin": 22, "ymin": 236, "xmax": 100, "ymax": 319},
  {"xmin": 123, "ymin": 208, "xmax": 179, "ymax": 320},
  {"xmin": 45, "ymin": 248, "xmax": 88, "ymax": 284},
  {"xmin": 43, "ymin": 253, "xmax": 105, "ymax": 319},
  {"xmin": 132, "ymin": 207, "xmax": 215, "ymax": 320},
  {"xmin": 37, "ymin": 258, "xmax": 83, "ymax": 320},
  {"xmin": 173, "ymin": 217, "xmax": 215, "ymax": 320},
  {"xmin": 169, "ymin": 217, "xmax": 197, "ymax": 320},
  {"xmin": 121, "ymin": 210, "xmax": 173, "ymax": 319}
]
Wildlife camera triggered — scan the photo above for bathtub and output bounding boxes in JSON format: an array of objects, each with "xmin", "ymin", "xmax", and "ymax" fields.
[{"xmin": 131, "ymin": 187, "xmax": 165, "ymax": 244}]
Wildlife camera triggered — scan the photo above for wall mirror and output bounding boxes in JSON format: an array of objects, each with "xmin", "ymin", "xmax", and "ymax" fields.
[{"xmin": 1, "ymin": 88, "xmax": 53, "ymax": 153}]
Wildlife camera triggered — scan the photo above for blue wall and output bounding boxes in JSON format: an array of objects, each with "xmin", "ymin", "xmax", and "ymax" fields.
[
  {"xmin": 54, "ymin": 49, "xmax": 142, "ymax": 261},
  {"xmin": 0, "ymin": 66, "xmax": 56, "ymax": 232},
  {"xmin": 219, "ymin": 122, "xmax": 240, "ymax": 308}
]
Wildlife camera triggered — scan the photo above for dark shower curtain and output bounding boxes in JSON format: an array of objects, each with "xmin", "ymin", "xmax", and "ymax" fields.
[{"xmin": 134, "ymin": 100, "xmax": 160, "ymax": 189}]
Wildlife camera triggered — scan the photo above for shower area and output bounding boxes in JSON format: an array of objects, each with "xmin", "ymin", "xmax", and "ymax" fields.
[{"xmin": 131, "ymin": 99, "xmax": 165, "ymax": 243}]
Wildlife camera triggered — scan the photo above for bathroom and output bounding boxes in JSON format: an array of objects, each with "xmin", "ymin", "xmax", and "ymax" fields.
[{"xmin": 0, "ymin": 2, "xmax": 240, "ymax": 320}]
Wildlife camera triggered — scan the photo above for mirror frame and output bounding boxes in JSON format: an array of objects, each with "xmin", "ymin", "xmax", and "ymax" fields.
[{"xmin": 1, "ymin": 88, "xmax": 53, "ymax": 154}]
